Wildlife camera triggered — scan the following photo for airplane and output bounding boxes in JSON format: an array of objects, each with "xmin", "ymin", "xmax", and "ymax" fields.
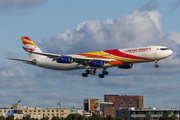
[{"xmin": 9, "ymin": 36, "xmax": 173, "ymax": 78}]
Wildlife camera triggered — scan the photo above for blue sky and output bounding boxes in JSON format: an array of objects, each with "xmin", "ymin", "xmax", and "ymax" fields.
[{"xmin": 0, "ymin": 0, "xmax": 180, "ymax": 109}]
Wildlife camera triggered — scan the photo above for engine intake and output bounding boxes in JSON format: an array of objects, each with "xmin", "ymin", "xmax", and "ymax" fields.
[
  {"xmin": 118, "ymin": 64, "xmax": 133, "ymax": 69},
  {"xmin": 56, "ymin": 56, "xmax": 73, "ymax": 63},
  {"xmin": 89, "ymin": 60, "xmax": 104, "ymax": 67}
]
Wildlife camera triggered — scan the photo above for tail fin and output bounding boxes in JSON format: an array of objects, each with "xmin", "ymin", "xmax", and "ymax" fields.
[{"xmin": 21, "ymin": 36, "xmax": 42, "ymax": 59}]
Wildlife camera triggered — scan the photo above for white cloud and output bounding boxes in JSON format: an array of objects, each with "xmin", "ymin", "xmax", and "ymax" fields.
[
  {"xmin": 40, "ymin": 10, "xmax": 164, "ymax": 54},
  {"xmin": 0, "ymin": 63, "xmax": 33, "ymax": 88}
]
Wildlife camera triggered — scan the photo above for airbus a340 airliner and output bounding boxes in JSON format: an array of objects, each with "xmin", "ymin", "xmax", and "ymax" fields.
[{"xmin": 9, "ymin": 37, "xmax": 173, "ymax": 78}]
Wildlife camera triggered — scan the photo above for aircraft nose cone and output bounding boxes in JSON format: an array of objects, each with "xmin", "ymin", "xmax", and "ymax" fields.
[
  {"xmin": 169, "ymin": 50, "xmax": 173, "ymax": 55},
  {"xmin": 166, "ymin": 50, "xmax": 173, "ymax": 57}
]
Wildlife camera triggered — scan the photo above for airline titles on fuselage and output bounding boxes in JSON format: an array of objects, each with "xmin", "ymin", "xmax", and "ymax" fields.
[{"xmin": 124, "ymin": 47, "xmax": 151, "ymax": 53}]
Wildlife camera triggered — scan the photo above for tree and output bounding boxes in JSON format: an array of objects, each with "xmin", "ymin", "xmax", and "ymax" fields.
[
  {"xmin": 6, "ymin": 115, "xmax": 14, "ymax": 120},
  {"xmin": 40, "ymin": 116, "xmax": 49, "ymax": 120},
  {"xmin": 118, "ymin": 117, "xmax": 125, "ymax": 120},
  {"xmin": 88, "ymin": 113, "xmax": 102, "ymax": 120},
  {"xmin": 106, "ymin": 115, "xmax": 113, "ymax": 120},
  {"xmin": 0, "ymin": 116, "xmax": 5, "ymax": 120},
  {"xmin": 51, "ymin": 116, "xmax": 59, "ymax": 120},
  {"xmin": 66, "ymin": 114, "xmax": 86, "ymax": 120},
  {"xmin": 143, "ymin": 114, "xmax": 151, "ymax": 120},
  {"xmin": 170, "ymin": 115, "xmax": 176, "ymax": 120},
  {"xmin": 22, "ymin": 115, "xmax": 31, "ymax": 120},
  {"xmin": 161, "ymin": 112, "xmax": 169, "ymax": 120}
]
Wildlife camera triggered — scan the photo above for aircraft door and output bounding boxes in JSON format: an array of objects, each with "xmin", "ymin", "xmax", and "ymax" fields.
[{"xmin": 152, "ymin": 47, "xmax": 157, "ymax": 59}]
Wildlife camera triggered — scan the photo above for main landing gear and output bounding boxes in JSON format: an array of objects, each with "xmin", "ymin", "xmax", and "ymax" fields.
[
  {"xmin": 99, "ymin": 68, "xmax": 108, "ymax": 78},
  {"xmin": 82, "ymin": 69, "xmax": 96, "ymax": 77},
  {"xmin": 82, "ymin": 68, "xmax": 109, "ymax": 78},
  {"xmin": 154, "ymin": 60, "xmax": 159, "ymax": 68}
]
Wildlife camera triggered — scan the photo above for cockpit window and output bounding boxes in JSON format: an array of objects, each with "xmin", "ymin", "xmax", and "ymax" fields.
[{"xmin": 160, "ymin": 48, "xmax": 169, "ymax": 50}]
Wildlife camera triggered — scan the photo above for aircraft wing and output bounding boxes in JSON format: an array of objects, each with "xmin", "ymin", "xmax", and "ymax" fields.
[{"xmin": 24, "ymin": 48, "xmax": 116, "ymax": 63}]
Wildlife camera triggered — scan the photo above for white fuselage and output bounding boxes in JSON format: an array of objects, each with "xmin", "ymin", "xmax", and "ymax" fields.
[{"xmin": 32, "ymin": 46, "xmax": 173, "ymax": 70}]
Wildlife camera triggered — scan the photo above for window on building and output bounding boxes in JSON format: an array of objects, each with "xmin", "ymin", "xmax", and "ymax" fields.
[
  {"xmin": 157, "ymin": 111, "xmax": 163, "ymax": 114},
  {"xmin": 34, "ymin": 110, "xmax": 36, "ymax": 112},
  {"xmin": 56, "ymin": 110, "xmax": 58, "ymax": 112},
  {"xmin": 174, "ymin": 111, "xmax": 179, "ymax": 114},
  {"xmin": 138, "ymin": 111, "xmax": 143, "ymax": 114},
  {"xmin": 120, "ymin": 99, "xmax": 123, "ymax": 101},
  {"xmin": 133, "ymin": 99, "xmax": 136, "ymax": 101},
  {"xmin": 150, "ymin": 111, "xmax": 154, "ymax": 114},
  {"xmin": 57, "ymin": 114, "xmax": 58, "ymax": 116},
  {"xmin": 43, "ymin": 110, "xmax": 45, "ymax": 112},
  {"xmin": 131, "ymin": 111, "xmax": 135, "ymax": 114},
  {"xmin": 52, "ymin": 110, "xmax": 54, "ymax": 112},
  {"xmin": 0, "ymin": 110, "xmax": 1, "ymax": 112},
  {"xmin": 25, "ymin": 110, "xmax": 27, "ymax": 112},
  {"xmin": 38, "ymin": 110, "xmax": 40, "ymax": 112},
  {"xmin": 47, "ymin": 114, "xmax": 49, "ymax": 116},
  {"xmin": 4, "ymin": 110, "xmax": 6, "ymax": 112},
  {"xmin": 133, "ymin": 102, "xmax": 136, "ymax": 103},
  {"xmin": 117, "ymin": 99, "xmax": 119, "ymax": 101},
  {"xmin": 47, "ymin": 110, "xmax": 49, "ymax": 112},
  {"xmin": 52, "ymin": 114, "xmax": 54, "ymax": 116},
  {"xmin": 120, "ymin": 104, "xmax": 126, "ymax": 107},
  {"xmin": 34, "ymin": 113, "xmax": 36, "ymax": 115},
  {"xmin": 29, "ymin": 110, "xmax": 31, "ymax": 112},
  {"xmin": 168, "ymin": 111, "xmax": 173, "ymax": 114}
]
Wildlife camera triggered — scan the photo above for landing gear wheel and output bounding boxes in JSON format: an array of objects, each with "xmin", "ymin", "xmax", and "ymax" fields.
[
  {"xmin": 86, "ymin": 70, "xmax": 89, "ymax": 74},
  {"xmin": 103, "ymin": 71, "xmax": 108, "ymax": 75},
  {"xmin": 82, "ymin": 73, "xmax": 88, "ymax": 77},
  {"xmin": 154, "ymin": 64, "xmax": 159, "ymax": 68},
  {"xmin": 99, "ymin": 74, "xmax": 104, "ymax": 78}
]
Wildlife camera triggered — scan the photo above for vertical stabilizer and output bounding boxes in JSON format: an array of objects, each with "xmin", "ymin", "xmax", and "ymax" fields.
[{"xmin": 21, "ymin": 36, "xmax": 42, "ymax": 59}]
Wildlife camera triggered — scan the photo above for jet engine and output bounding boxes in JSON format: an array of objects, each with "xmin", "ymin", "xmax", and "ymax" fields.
[
  {"xmin": 56, "ymin": 56, "xmax": 73, "ymax": 63},
  {"xmin": 89, "ymin": 60, "xmax": 104, "ymax": 67},
  {"xmin": 118, "ymin": 64, "xmax": 133, "ymax": 69}
]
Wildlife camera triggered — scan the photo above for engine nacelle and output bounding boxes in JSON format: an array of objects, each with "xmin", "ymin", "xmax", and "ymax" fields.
[
  {"xmin": 118, "ymin": 64, "xmax": 133, "ymax": 69},
  {"xmin": 89, "ymin": 60, "xmax": 104, "ymax": 67},
  {"xmin": 56, "ymin": 56, "xmax": 73, "ymax": 63}
]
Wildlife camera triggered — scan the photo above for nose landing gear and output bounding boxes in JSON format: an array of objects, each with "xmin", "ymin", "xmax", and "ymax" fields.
[{"xmin": 154, "ymin": 60, "xmax": 159, "ymax": 68}]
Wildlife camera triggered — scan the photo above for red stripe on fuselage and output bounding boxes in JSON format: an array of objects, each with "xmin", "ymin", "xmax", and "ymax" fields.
[{"xmin": 103, "ymin": 49, "xmax": 152, "ymax": 60}]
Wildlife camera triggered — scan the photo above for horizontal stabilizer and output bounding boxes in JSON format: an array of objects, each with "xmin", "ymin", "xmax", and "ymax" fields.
[{"xmin": 8, "ymin": 58, "xmax": 37, "ymax": 65}]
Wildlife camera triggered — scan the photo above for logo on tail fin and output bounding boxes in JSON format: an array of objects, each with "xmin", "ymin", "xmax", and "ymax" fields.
[{"xmin": 23, "ymin": 46, "xmax": 36, "ymax": 52}]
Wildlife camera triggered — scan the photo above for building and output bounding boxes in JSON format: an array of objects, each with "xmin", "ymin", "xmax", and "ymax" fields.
[
  {"xmin": 21, "ymin": 106, "xmax": 70, "ymax": 119},
  {"xmin": 104, "ymin": 94, "xmax": 143, "ymax": 110},
  {"xmin": 0, "ymin": 108, "xmax": 14, "ymax": 117},
  {"xmin": 99, "ymin": 102, "xmax": 115, "ymax": 117},
  {"xmin": 0, "ymin": 104, "xmax": 43, "ymax": 120},
  {"xmin": 116, "ymin": 107, "xmax": 179, "ymax": 120}
]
